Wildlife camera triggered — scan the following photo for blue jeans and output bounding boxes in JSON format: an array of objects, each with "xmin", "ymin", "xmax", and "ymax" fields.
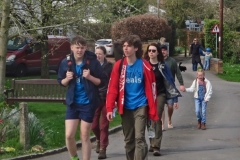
[
  {"xmin": 192, "ymin": 63, "xmax": 197, "ymax": 71},
  {"xmin": 204, "ymin": 60, "xmax": 210, "ymax": 70},
  {"xmin": 194, "ymin": 98, "xmax": 208, "ymax": 123}
]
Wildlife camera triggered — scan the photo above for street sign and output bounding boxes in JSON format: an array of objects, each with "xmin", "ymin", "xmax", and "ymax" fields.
[{"xmin": 211, "ymin": 24, "xmax": 220, "ymax": 33}]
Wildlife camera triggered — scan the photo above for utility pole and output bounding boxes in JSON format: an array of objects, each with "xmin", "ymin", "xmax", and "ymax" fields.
[
  {"xmin": 219, "ymin": 0, "xmax": 223, "ymax": 60},
  {"xmin": 157, "ymin": 0, "xmax": 160, "ymax": 18}
]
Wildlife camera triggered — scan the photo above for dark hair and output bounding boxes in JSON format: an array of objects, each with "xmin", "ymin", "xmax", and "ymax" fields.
[
  {"xmin": 143, "ymin": 43, "xmax": 164, "ymax": 63},
  {"xmin": 71, "ymin": 36, "xmax": 87, "ymax": 46},
  {"xmin": 121, "ymin": 35, "xmax": 143, "ymax": 58},
  {"xmin": 96, "ymin": 46, "xmax": 107, "ymax": 55},
  {"xmin": 160, "ymin": 44, "xmax": 168, "ymax": 50}
]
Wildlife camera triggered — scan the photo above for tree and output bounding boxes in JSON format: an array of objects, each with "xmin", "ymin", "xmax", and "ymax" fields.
[
  {"xmin": 0, "ymin": 0, "xmax": 11, "ymax": 93},
  {"xmin": 161, "ymin": 0, "xmax": 218, "ymax": 28}
]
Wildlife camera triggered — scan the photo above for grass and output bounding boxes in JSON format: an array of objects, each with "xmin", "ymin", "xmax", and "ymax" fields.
[
  {"xmin": 1, "ymin": 73, "xmax": 122, "ymax": 159},
  {"xmin": 217, "ymin": 63, "xmax": 240, "ymax": 82}
]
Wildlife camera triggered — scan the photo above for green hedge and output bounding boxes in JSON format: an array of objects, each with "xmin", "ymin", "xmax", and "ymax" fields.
[{"xmin": 204, "ymin": 19, "xmax": 240, "ymax": 63}]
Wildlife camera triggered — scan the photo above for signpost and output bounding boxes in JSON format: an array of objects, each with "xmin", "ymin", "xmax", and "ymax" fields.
[{"xmin": 211, "ymin": 24, "xmax": 220, "ymax": 57}]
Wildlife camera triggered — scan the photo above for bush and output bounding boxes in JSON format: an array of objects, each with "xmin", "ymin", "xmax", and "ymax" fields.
[{"xmin": 111, "ymin": 15, "xmax": 172, "ymax": 42}]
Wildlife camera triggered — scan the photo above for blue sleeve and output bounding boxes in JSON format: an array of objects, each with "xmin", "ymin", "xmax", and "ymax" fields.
[
  {"xmin": 92, "ymin": 60, "xmax": 107, "ymax": 88},
  {"xmin": 57, "ymin": 59, "xmax": 68, "ymax": 86}
]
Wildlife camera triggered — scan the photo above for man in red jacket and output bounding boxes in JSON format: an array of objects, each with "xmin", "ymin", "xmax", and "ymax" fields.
[{"xmin": 106, "ymin": 35, "xmax": 158, "ymax": 160}]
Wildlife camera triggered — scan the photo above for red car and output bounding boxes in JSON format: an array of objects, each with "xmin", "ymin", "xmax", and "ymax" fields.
[{"xmin": 6, "ymin": 35, "xmax": 70, "ymax": 76}]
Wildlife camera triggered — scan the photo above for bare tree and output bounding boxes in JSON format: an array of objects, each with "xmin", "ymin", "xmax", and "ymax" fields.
[{"xmin": 0, "ymin": 0, "xmax": 11, "ymax": 93}]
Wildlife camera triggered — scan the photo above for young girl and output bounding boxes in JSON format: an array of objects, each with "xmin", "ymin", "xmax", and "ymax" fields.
[{"xmin": 184, "ymin": 69, "xmax": 213, "ymax": 130}]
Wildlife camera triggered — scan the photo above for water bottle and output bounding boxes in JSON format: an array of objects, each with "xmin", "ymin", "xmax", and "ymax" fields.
[{"xmin": 148, "ymin": 120, "xmax": 155, "ymax": 138}]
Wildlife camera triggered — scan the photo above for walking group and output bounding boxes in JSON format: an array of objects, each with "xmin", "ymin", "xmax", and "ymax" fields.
[{"xmin": 57, "ymin": 35, "xmax": 213, "ymax": 160}]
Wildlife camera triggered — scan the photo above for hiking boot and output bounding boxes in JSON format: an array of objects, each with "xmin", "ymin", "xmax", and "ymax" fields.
[
  {"xmin": 96, "ymin": 140, "xmax": 100, "ymax": 153},
  {"xmin": 201, "ymin": 123, "xmax": 206, "ymax": 130},
  {"xmin": 153, "ymin": 149, "xmax": 161, "ymax": 156},
  {"xmin": 197, "ymin": 121, "xmax": 201, "ymax": 129},
  {"xmin": 149, "ymin": 146, "xmax": 154, "ymax": 152},
  {"xmin": 98, "ymin": 149, "xmax": 107, "ymax": 159}
]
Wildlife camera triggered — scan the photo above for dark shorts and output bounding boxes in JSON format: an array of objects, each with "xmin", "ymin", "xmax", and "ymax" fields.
[
  {"xmin": 66, "ymin": 103, "xmax": 96, "ymax": 123},
  {"xmin": 166, "ymin": 98, "xmax": 174, "ymax": 106}
]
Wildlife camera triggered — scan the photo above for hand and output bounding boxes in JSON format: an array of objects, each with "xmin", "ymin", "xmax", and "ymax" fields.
[
  {"xmin": 66, "ymin": 71, "xmax": 74, "ymax": 80},
  {"xmin": 179, "ymin": 85, "xmax": 185, "ymax": 92},
  {"xmin": 174, "ymin": 103, "xmax": 179, "ymax": 109},
  {"xmin": 82, "ymin": 69, "xmax": 91, "ymax": 79},
  {"xmin": 107, "ymin": 112, "xmax": 113, "ymax": 121}
]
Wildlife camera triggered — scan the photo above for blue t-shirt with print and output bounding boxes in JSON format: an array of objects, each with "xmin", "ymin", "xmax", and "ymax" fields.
[
  {"xmin": 124, "ymin": 58, "xmax": 147, "ymax": 110},
  {"xmin": 74, "ymin": 63, "xmax": 90, "ymax": 104}
]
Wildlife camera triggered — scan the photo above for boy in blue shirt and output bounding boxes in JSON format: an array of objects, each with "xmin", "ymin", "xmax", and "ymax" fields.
[{"xmin": 58, "ymin": 36, "xmax": 106, "ymax": 160}]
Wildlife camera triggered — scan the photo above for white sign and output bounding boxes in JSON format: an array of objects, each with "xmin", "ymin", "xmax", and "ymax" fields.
[{"xmin": 211, "ymin": 24, "xmax": 220, "ymax": 33}]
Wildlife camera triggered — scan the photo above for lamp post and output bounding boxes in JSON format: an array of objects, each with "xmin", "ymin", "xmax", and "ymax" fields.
[{"xmin": 219, "ymin": 0, "xmax": 223, "ymax": 60}]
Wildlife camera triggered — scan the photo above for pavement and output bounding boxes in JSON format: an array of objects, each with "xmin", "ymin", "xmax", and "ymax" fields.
[{"xmin": 6, "ymin": 54, "xmax": 240, "ymax": 160}]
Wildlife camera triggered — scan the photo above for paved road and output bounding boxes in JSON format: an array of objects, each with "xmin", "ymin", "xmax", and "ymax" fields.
[{"xmin": 11, "ymin": 56, "xmax": 240, "ymax": 160}]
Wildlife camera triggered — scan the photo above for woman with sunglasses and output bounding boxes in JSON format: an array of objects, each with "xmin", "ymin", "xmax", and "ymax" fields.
[{"xmin": 143, "ymin": 43, "xmax": 181, "ymax": 156}]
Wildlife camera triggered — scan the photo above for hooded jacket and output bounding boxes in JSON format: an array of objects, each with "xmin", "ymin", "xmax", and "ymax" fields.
[
  {"xmin": 98, "ymin": 58, "xmax": 113, "ymax": 102},
  {"xmin": 106, "ymin": 58, "xmax": 158, "ymax": 121},
  {"xmin": 57, "ymin": 50, "xmax": 107, "ymax": 107},
  {"xmin": 157, "ymin": 62, "xmax": 181, "ymax": 99}
]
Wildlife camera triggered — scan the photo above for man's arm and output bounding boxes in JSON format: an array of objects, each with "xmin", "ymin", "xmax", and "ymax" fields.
[{"xmin": 173, "ymin": 59, "xmax": 185, "ymax": 91}]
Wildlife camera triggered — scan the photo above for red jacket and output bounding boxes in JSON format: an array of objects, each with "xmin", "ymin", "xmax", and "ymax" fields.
[{"xmin": 106, "ymin": 58, "xmax": 158, "ymax": 121}]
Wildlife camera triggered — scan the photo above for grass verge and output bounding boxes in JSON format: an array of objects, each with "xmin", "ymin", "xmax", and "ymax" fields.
[
  {"xmin": 1, "ymin": 74, "xmax": 122, "ymax": 159},
  {"xmin": 217, "ymin": 63, "xmax": 240, "ymax": 82}
]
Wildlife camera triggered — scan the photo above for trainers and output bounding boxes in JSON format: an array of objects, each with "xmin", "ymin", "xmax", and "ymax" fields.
[
  {"xmin": 168, "ymin": 123, "xmax": 173, "ymax": 129},
  {"xmin": 98, "ymin": 149, "xmax": 107, "ymax": 159},
  {"xmin": 149, "ymin": 146, "xmax": 154, "ymax": 152},
  {"xmin": 153, "ymin": 149, "xmax": 161, "ymax": 156},
  {"xmin": 96, "ymin": 140, "xmax": 100, "ymax": 153}
]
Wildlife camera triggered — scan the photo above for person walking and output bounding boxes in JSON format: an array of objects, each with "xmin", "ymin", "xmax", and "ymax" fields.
[
  {"xmin": 203, "ymin": 47, "xmax": 212, "ymax": 70},
  {"xmin": 57, "ymin": 36, "xmax": 106, "ymax": 160},
  {"xmin": 160, "ymin": 44, "xmax": 185, "ymax": 130},
  {"xmin": 92, "ymin": 46, "xmax": 113, "ymax": 159},
  {"xmin": 183, "ymin": 69, "xmax": 213, "ymax": 130},
  {"xmin": 143, "ymin": 43, "xmax": 181, "ymax": 156},
  {"xmin": 190, "ymin": 38, "xmax": 205, "ymax": 71},
  {"xmin": 106, "ymin": 35, "xmax": 158, "ymax": 160}
]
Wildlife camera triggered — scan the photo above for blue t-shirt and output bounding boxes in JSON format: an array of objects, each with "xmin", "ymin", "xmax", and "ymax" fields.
[
  {"xmin": 124, "ymin": 59, "xmax": 147, "ymax": 110},
  {"xmin": 74, "ymin": 63, "xmax": 90, "ymax": 104}
]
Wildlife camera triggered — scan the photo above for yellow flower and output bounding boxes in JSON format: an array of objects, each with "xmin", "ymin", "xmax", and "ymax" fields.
[{"xmin": 5, "ymin": 147, "xmax": 16, "ymax": 152}]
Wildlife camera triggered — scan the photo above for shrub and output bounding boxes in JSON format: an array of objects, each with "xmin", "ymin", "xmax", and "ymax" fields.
[{"xmin": 111, "ymin": 15, "xmax": 172, "ymax": 42}]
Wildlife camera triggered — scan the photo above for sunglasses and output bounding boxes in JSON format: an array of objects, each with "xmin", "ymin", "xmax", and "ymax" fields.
[{"xmin": 148, "ymin": 49, "xmax": 157, "ymax": 53}]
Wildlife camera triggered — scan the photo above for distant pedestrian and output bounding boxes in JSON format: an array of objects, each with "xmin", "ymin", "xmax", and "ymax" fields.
[
  {"xmin": 190, "ymin": 38, "xmax": 205, "ymax": 71},
  {"xmin": 57, "ymin": 36, "xmax": 106, "ymax": 160},
  {"xmin": 106, "ymin": 35, "xmax": 158, "ymax": 160},
  {"xmin": 203, "ymin": 48, "xmax": 212, "ymax": 70},
  {"xmin": 183, "ymin": 69, "xmax": 213, "ymax": 130},
  {"xmin": 143, "ymin": 43, "xmax": 181, "ymax": 156},
  {"xmin": 160, "ymin": 44, "xmax": 185, "ymax": 130},
  {"xmin": 92, "ymin": 46, "xmax": 113, "ymax": 159}
]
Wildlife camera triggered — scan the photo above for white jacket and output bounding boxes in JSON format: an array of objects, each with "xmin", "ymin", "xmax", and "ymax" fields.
[{"xmin": 186, "ymin": 78, "xmax": 213, "ymax": 101}]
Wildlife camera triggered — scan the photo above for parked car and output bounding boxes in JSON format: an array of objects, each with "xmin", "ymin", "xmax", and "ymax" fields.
[
  {"xmin": 95, "ymin": 39, "xmax": 113, "ymax": 56},
  {"xmin": 6, "ymin": 35, "xmax": 71, "ymax": 77}
]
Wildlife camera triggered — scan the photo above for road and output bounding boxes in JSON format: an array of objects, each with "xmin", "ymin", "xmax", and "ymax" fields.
[{"xmin": 9, "ymin": 56, "xmax": 240, "ymax": 160}]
